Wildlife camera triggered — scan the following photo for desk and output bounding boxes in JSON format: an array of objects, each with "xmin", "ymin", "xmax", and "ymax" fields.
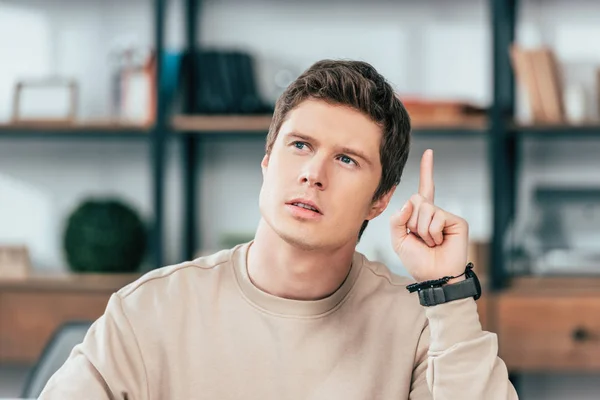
[
  {"xmin": 497, "ymin": 277, "xmax": 600, "ymax": 372},
  {"xmin": 0, "ymin": 273, "xmax": 139, "ymax": 363}
]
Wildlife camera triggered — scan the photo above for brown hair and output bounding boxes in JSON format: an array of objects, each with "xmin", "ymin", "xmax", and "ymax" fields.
[{"xmin": 266, "ymin": 59, "xmax": 411, "ymax": 240}]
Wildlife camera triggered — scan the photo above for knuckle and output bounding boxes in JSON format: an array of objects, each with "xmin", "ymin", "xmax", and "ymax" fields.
[
  {"xmin": 407, "ymin": 217, "xmax": 417, "ymax": 230},
  {"xmin": 436, "ymin": 209, "xmax": 446, "ymax": 220},
  {"xmin": 410, "ymin": 193, "xmax": 424, "ymax": 204}
]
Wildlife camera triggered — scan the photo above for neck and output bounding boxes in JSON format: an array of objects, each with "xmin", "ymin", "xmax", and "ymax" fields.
[{"xmin": 247, "ymin": 219, "xmax": 356, "ymax": 301}]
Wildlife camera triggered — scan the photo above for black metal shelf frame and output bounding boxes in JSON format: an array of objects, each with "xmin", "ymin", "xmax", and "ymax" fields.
[{"xmin": 5, "ymin": 0, "xmax": 596, "ymax": 281}]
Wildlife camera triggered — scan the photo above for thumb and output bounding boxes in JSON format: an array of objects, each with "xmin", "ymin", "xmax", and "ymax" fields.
[{"xmin": 390, "ymin": 200, "xmax": 413, "ymax": 243}]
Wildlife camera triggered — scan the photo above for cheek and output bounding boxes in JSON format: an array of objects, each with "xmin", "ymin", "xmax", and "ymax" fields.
[
  {"xmin": 333, "ymin": 175, "xmax": 376, "ymax": 219},
  {"xmin": 260, "ymin": 158, "xmax": 286, "ymax": 202},
  {"xmin": 271, "ymin": 153, "xmax": 300, "ymax": 182}
]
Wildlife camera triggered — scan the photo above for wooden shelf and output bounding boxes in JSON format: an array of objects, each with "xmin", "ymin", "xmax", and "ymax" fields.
[
  {"xmin": 172, "ymin": 114, "xmax": 487, "ymax": 136},
  {"xmin": 0, "ymin": 120, "xmax": 151, "ymax": 138},
  {"xmin": 412, "ymin": 115, "xmax": 487, "ymax": 130},
  {"xmin": 0, "ymin": 272, "xmax": 141, "ymax": 292},
  {"xmin": 505, "ymin": 276, "xmax": 600, "ymax": 295},
  {"xmin": 513, "ymin": 121, "xmax": 600, "ymax": 137},
  {"xmin": 173, "ymin": 115, "xmax": 273, "ymax": 133}
]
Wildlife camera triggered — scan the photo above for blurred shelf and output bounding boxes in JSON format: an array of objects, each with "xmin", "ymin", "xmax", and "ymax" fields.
[
  {"xmin": 513, "ymin": 121, "xmax": 600, "ymax": 138},
  {"xmin": 505, "ymin": 276, "xmax": 600, "ymax": 294},
  {"xmin": 0, "ymin": 120, "xmax": 151, "ymax": 139},
  {"xmin": 173, "ymin": 115, "xmax": 273, "ymax": 133},
  {"xmin": 411, "ymin": 116, "xmax": 487, "ymax": 137},
  {"xmin": 172, "ymin": 114, "xmax": 487, "ymax": 137},
  {"xmin": 0, "ymin": 272, "xmax": 141, "ymax": 292}
]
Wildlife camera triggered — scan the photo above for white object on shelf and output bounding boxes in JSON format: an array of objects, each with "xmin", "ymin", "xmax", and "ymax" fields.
[{"xmin": 563, "ymin": 83, "xmax": 587, "ymax": 123}]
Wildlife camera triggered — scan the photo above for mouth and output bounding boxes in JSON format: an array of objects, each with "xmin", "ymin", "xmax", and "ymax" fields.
[{"xmin": 286, "ymin": 199, "xmax": 322, "ymax": 215}]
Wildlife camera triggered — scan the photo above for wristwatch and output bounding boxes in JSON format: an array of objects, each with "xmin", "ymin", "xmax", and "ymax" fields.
[{"xmin": 406, "ymin": 263, "xmax": 482, "ymax": 307}]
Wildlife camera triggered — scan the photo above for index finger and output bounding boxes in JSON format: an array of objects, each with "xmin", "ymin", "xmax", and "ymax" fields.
[{"xmin": 418, "ymin": 149, "xmax": 435, "ymax": 202}]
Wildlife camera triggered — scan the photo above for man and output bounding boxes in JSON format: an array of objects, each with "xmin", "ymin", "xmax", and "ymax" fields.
[{"xmin": 40, "ymin": 60, "xmax": 517, "ymax": 399}]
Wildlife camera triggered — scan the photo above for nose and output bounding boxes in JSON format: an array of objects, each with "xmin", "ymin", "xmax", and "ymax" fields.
[{"xmin": 298, "ymin": 157, "xmax": 327, "ymax": 190}]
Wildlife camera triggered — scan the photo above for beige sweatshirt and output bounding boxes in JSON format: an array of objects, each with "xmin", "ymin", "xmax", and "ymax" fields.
[{"xmin": 40, "ymin": 242, "xmax": 517, "ymax": 399}]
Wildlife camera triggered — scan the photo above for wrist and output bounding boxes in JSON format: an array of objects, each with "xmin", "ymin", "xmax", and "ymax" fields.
[
  {"xmin": 406, "ymin": 263, "xmax": 481, "ymax": 307},
  {"xmin": 446, "ymin": 275, "xmax": 466, "ymax": 285},
  {"xmin": 414, "ymin": 270, "xmax": 467, "ymax": 284}
]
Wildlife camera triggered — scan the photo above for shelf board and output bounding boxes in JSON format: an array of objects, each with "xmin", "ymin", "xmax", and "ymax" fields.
[
  {"xmin": 412, "ymin": 117, "xmax": 487, "ymax": 137},
  {"xmin": 173, "ymin": 115, "xmax": 273, "ymax": 133},
  {"xmin": 173, "ymin": 114, "xmax": 487, "ymax": 137},
  {"xmin": 0, "ymin": 120, "xmax": 151, "ymax": 139},
  {"xmin": 0, "ymin": 272, "xmax": 141, "ymax": 292},
  {"xmin": 505, "ymin": 276, "xmax": 600, "ymax": 295},
  {"xmin": 514, "ymin": 122, "xmax": 600, "ymax": 138}
]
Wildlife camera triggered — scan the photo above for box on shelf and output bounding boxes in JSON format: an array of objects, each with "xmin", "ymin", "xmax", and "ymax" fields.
[{"xmin": 0, "ymin": 245, "xmax": 31, "ymax": 280}]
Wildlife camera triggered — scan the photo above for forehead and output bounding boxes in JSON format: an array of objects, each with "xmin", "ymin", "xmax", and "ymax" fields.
[{"xmin": 278, "ymin": 99, "xmax": 382, "ymax": 152}]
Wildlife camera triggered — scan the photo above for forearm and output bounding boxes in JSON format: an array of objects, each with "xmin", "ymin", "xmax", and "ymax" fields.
[
  {"xmin": 39, "ymin": 349, "xmax": 114, "ymax": 399},
  {"xmin": 424, "ymin": 298, "xmax": 518, "ymax": 399}
]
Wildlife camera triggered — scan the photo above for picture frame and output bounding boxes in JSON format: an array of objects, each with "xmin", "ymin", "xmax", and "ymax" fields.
[{"xmin": 12, "ymin": 78, "xmax": 78, "ymax": 124}]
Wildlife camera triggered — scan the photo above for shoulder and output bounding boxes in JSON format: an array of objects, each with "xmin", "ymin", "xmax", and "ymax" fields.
[
  {"xmin": 116, "ymin": 246, "xmax": 236, "ymax": 300},
  {"xmin": 357, "ymin": 252, "xmax": 416, "ymax": 292}
]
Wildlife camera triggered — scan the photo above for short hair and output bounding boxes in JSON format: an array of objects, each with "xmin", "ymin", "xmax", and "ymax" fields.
[{"xmin": 266, "ymin": 59, "xmax": 411, "ymax": 240}]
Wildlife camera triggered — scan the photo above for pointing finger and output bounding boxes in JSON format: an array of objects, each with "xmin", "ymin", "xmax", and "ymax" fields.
[{"xmin": 418, "ymin": 149, "xmax": 435, "ymax": 202}]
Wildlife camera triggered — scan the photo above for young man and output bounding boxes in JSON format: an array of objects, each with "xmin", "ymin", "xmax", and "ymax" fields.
[{"xmin": 40, "ymin": 60, "xmax": 517, "ymax": 399}]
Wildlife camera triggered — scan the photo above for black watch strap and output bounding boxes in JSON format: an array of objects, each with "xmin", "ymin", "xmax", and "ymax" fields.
[{"xmin": 417, "ymin": 277, "xmax": 480, "ymax": 307}]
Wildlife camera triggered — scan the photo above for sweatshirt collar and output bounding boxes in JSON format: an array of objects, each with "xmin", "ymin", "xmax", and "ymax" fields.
[{"xmin": 232, "ymin": 241, "xmax": 363, "ymax": 317}]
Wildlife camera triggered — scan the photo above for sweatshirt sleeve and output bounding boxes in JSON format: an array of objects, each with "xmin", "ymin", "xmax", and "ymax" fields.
[
  {"xmin": 410, "ymin": 298, "xmax": 518, "ymax": 399},
  {"xmin": 38, "ymin": 293, "xmax": 148, "ymax": 400}
]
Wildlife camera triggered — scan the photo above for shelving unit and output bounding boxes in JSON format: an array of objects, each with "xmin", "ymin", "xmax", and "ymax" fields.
[
  {"xmin": 490, "ymin": 0, "xmax": 600, "ymax": 291},
  {"xmin": 489, "ymin": 0, "xmax": 600, "ymax": 389},
  {"xmin": 4, "ymin": 0, "xmax": 596, "ymax": 278},
  {"xmin": 0, "ymin": 0, "xmax": 168, "ymax": 270}
]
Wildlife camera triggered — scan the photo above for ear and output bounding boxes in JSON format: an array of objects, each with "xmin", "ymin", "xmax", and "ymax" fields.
[
  {"xmin": 366, "ymin": 186, "xmax": 397, "ymax": 220},
  {"xmin": 261, "ymin": 153, "xmax": 270, "ymax": 176}
]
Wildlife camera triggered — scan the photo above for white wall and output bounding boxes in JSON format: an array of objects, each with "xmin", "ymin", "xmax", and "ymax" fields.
[{"xmin": 1, "ymin": 0, "xmax": 600, "ymax": 397}]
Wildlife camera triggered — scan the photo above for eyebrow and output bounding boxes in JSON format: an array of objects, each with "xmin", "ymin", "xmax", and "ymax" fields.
[{"xmin": 284, "ymin": 131, "xmax": 373, "ymax": 166}]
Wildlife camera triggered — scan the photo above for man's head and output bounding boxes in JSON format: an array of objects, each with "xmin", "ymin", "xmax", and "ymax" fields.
[{"xmin": 258, "ymin": 59, "xmax": 411, "ymax": 250}]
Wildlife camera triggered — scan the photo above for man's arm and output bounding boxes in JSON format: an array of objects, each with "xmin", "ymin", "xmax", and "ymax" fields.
[
  {"xmin": 39, "ymin": 293, "xmax": 148, "ymax": 399},
  {"xmin": 410, "ymin": 298, "xmax": 518, "ymax": 399}
]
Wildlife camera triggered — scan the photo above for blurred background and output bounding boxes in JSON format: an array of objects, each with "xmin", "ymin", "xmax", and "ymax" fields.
[{"xmin": 1, "ymin": 0, "xmax": 600, "ymax": 398}]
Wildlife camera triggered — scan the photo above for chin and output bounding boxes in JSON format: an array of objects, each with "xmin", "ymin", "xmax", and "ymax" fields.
[
  {"xmin": 278, "ymin": 231, "xmax": 324, "ymax": 251},
  {"xmin": 276, "ymin": 222, "xmax": 355, "ymax": 252},
  {"xmin": 267, "ymin": 218, "xmax": 325, "ymax": 251}
]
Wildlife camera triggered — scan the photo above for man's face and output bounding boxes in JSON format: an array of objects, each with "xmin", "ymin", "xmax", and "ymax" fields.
[{"xmin": 258, "ymin": 99, "xmax": 394, "ymax": 250}]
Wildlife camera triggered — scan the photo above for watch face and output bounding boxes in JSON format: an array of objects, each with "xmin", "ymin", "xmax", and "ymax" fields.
[{"xmin": 467, "ymin": 268, "xmax": 482, "ymax": 300}]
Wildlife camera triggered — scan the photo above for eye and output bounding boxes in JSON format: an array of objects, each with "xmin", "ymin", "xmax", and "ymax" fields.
[
  {"xmin": 338, "ymin": 155, "xmax": 358, "ymax": 166},
  {"xmin": 292, "ymin": 141, "xmax": 308, "ymax": 150}
]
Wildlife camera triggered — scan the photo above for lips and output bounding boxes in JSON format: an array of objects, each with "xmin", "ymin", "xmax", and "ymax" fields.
[{"xmin": 286, "ymin": 199, "xmax": 322, "ymax": 214}]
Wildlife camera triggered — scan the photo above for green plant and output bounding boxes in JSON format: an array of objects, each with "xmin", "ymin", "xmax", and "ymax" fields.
[{"xmin": 63, "ymin": 198, "xmax": 147, "ymax": 273}]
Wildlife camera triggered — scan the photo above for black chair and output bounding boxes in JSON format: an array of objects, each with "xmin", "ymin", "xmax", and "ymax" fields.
[{"xmin": 21, "ymin": 321, "xmax": 93, "ymax": 398}]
